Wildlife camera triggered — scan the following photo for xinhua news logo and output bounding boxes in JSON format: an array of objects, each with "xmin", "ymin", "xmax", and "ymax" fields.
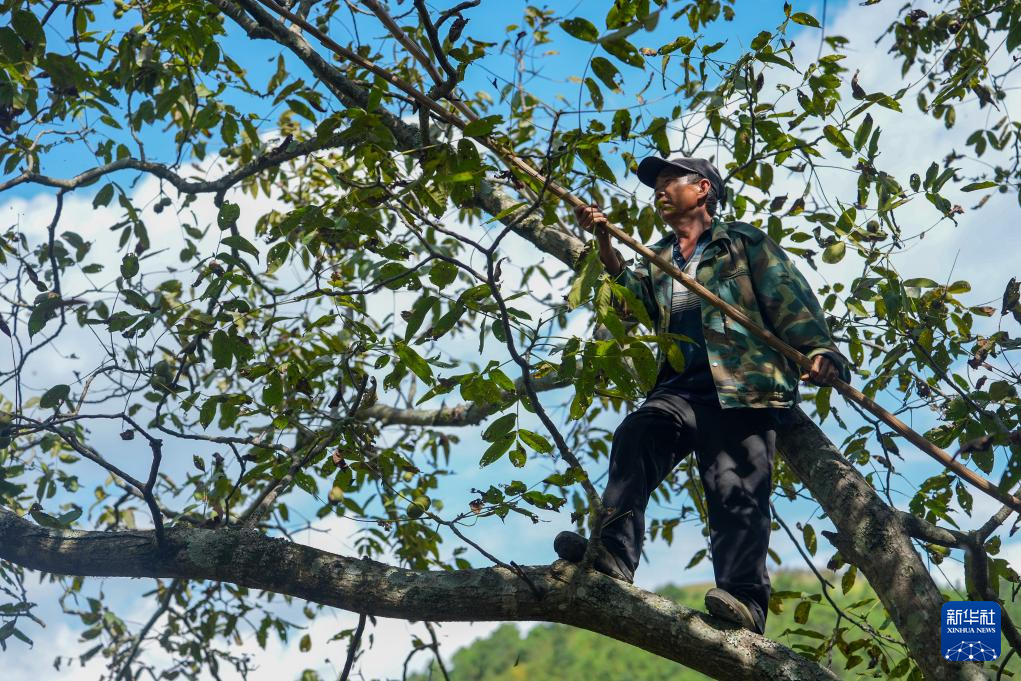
[{"xmin": 941, "ymin": 601, "xmax": 1001, "ymax": 662}]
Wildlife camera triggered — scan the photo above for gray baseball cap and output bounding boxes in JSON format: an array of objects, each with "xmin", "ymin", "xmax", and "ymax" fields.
[{"xmin": 636, "ymin": 156, "xmax": 727, "ymax": 209}]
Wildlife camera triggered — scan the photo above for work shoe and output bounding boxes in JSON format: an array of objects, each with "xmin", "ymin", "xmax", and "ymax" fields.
[
  {"xmin": 704, "ymin": 588, "xmax": 757, "ymax": 632},
  {"xmin": 553, "ymin": 531, "xmax": 634, "ymax": 584}
]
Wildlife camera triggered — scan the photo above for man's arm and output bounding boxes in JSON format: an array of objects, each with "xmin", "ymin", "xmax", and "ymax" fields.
[
  {"xmin": 575, "ymin": 205, "xmax": 658, "ymax": 327},
  {"xmin": 747, "ymin": 234, "xmax": 853, "ymax": 385}
]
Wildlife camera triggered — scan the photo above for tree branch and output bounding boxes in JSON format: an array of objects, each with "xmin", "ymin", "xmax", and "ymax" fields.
[
  {"xmin": 0, "ymin": 134, "xmax": 345, "ymax": 203},
  {"xmin": 355, "ymin": 373, "xmax": 570, "ymax": 426},
  {"xmin": 212, "ymin": 0, "xmax": 588, "ymax": 269},
  {"xmin": 779, "ymin": 409, "xmax": 988, "ymax": 681},
  {"xmin": 0, "ymin": 506, "xmax": 839, "ymax": 681}
]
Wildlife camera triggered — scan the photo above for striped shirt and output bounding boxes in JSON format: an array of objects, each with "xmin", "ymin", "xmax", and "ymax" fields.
[{"xmin": 653, "ymin": 229, "xmax": 718, "ymax": 403}]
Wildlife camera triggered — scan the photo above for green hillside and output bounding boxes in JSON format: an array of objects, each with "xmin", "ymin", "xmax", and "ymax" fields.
[{"xmin": 409, "ymin": 570, "xmax": 1020, "ymax": 680}]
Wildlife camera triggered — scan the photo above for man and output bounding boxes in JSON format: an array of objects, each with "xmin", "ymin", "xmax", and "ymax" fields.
[{"xmin": 554, "ymin": 156, "xmax": 851, "ymax": 635}]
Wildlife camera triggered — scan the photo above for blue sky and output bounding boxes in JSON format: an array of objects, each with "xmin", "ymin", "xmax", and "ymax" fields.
[{"xmin": 5, "ymin": 0, "xmax": 1021, "ymax": 679}]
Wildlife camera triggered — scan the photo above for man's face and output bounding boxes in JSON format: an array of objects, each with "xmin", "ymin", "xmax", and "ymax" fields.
[{"xmin": 654, "ymin": 169, "xmax": 710, "ymax": 221}]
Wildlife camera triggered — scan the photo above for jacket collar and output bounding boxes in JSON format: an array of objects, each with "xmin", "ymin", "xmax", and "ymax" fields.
[{"xmin": 648, "ymin": 215, "xmax": 730, "ymax": 253}]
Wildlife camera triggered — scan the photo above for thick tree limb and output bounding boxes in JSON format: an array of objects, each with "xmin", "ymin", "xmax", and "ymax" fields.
[
  {"xmin": 0, "ymin": 506, "xmax": 838, "ymax": 681},
  {"xmin": 778, "ymin": 409, "xmax": 989, "ymax": 681}
]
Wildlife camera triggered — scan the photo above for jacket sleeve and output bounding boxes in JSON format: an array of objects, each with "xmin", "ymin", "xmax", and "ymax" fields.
[
  {"xmin": 747, "ymin": 236, "xmax": 853, "ymax": 384},
  {"xmin": 607, "ymin": 246, "xmax": 659, "ymax": 328}
]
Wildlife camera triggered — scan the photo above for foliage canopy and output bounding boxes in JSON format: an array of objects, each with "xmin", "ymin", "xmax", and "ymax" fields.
[{"xmin": 1, "ymin": 0, "xmax": 1021, "ymax": 679}]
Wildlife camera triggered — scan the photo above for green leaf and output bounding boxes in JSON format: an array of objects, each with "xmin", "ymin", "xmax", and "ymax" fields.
[
  {"xmin": 666, "ymin": 343, "xmax": 686, "ymax": 373},
  {"xmin": 222, "ymin": 234, "xmax": 260, "ymax": 261},
  {"xmin": 601, "ymin": 38, "xmax": 645, "ymax": 68},
  {"xmin": 578, "ymin": 146, "xmax": 615, "ymax": 181},
  {"xmin": 658, "ymin": 36, "xmax": 693, "ymax": 55},
  {"xmin": 55, "ymin": 507, "xmax": 83, "ymax": 526},
  {"xmin": 267, "ymin": 241, "xmax": 290, "ymax": 269},
  {"xmin": 211, "ymin": 330, "xmax": 233, "ymax": 370},
  {"xmin": 802, "ymin": 523, "xmax": 817, "ymax": 556},
  {"xmin": 263, "ymin": 372, "xmax": 283, "ymax": 407},
  {"xmin": 684, "ymin": 548, "xmax": 707, "ymax": 568},
  {"xmin": 961, "ymin": 181, "xmax": 997, "ymax": 192},
  {"xmin": 518, "ymin": 428, "xmax": 553, "ymax": 454},
  {"xmin": 463, "ymin": 115, "xmax": 503, "ymax": 137},
  {"xmin": 609, "ymin": 280, "xmax": 654, "ymax": 330},
  {"xmin": 647, "ymin": 117, "xmax": 670, "ymax": 155},
  {"xmin": 933, "ymin": 166, "xmax": 957, "ymax": 192},
  {"xmin": 823, "ymin": 125, "xmax": 852, "ymax": 153},
  {"xmin": 521, "ymin": 490, "xmax": 564, "ymax": 511},
  {"xmin": 790, "ymin": 12, "xmax": 820, "ymax": 28},
  {"xmin": 611, "ymin": 108, "xmax": 632, "ymax": 140},
  {"xmin": 853, "ymin": 113, "xmax": 873, "ymax": 151},
  {"xmin": 480, "ymin": 433, "xmax": 514, "ymax": 467},
  {"xmin": 294, "ymin": 471, "xmax": 318, "ymax": 497},
  {"xmin": 597, "ymin": 286, "xmax": 627, "ymax": 340},
  {"xmin": 509, "ymin": 444, "xmax": 526, "ymax": 468},
  {"xmin": 1009, "ymin": 18, "xmax": 1021, "ymax": 53},
  {"xmin": 559, "ymin": 17, "xmax": 599, "ymax": 42},
  {"xmin": 121, "ymin": 289, "xmax": 152, "ymax": 311},
  {"xmin": 428, "ymin": 301, "xmax": 466, "ymax": 340},
  {"xmin": 429, "ymin": 261, "xmax": 458, "ymax": 287},
  {"xmin": 199, "ymin": 397, "xmax": 219, "ymax": 428},
  {"xmin": 794, "ymin": 600, "xmax": 812, "ymax": 624},
  {"xmin": 403, "ymin": 295, "xmax": 435, "ymax": 342},
  {"xmin": 394, "ymin": 340, "xmax": 433, "ymax": 383},
  {"xmin": 28, "ymin": 295, "xmax": 59, "ymax": 337},
  {"xmin": 40, "ymin": 384, "xmax": 70, "ymax": 409},
  {"xmin": 591, "ymin": 57, "xmax": 622, "ymax": 91},
  {"xmin": 482, "ymin": 412, "xmax": 517, "ymax": 442},
  {"xmin": 757, "ymin": 51, "xmax": 796, "ymax": 70},
  {"xmin": 865, "ymin": 92, "xmax": 901, "ymax": 112},
  {"xmin": 489, "ymin": 368, "xmax": 516, "ymax": 393},
  {"xmin": 93, "ymin": 183, "xmax": 114, "ymax": 208},
  {"xmin": 377, "ymin": 262, "xmax": 415, "ymax": 290},
  {"xmin": 701, "ymin": 41, "xmax": 725, "ymax": 56},
  {"xmin": 286, "ymin": 98, "xmax": 317, "ymax": 123},
  {"xmin": 567, "ymin": 247, "xmax": 602, "ymax": 310},
  {"xmin": 217, "ymin": 201, "xmax": 240, "ymax": 231},
  {"xmin": 200, "ymin": 43, "xmax": 220, "ymax": 72},
  {"xmin": 841, "ymin": 564, "xmax": 857, "ymax": 594},
  {"xmin": 584, "ymin": 77, "xmax": 603, "ymax": 110},
  {"xmin": 12, "ymin": 10, "xmax": 44, "ymax": 53},
  {"xmin": 120, "ymin": 254, "xmax": 138, "ymax": 279},
  {"xmin": 0, "ymin": 27, "xmax": 22, "ymax": 64}
]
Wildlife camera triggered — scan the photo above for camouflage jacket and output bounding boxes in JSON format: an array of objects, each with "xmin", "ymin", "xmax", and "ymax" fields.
[{"xmin": 610, "ymin": 215, "xmax": 852, "ymax": 409}]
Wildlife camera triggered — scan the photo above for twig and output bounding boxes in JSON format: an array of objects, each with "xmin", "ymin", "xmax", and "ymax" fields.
[
  {"xmin": 423, "ymin": 621, "xmax": 451, "ymax": 681},
  {"xmin": 114, "ymin": 579, "xmax": 184, "ymax": 680},
  {"xmin": 339, "ymin": 612, "xmax": 367, "ymax": 681}
]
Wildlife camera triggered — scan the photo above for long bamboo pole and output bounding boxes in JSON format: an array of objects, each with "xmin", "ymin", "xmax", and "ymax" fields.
[{"xmin": 247, "ymin": 0, "xmax": 1021, "ymax": 514}]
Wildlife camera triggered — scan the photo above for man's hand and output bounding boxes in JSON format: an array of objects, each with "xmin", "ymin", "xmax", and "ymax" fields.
[
  {"xmin": 801, "ymin": 355, "xmax": 839, "ymax": 386},
  {"xmin": 576, "ymin": 204, "xmax": 624, "ymax": 275},
  {"xmin": 574, "ymin": 204, "xmax": 610, "ymax": 241}
]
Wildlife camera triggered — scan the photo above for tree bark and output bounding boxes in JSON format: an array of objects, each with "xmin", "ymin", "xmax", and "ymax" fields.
[
  {"xmin": 0, "ymin": 506, "xmax": 838, "ymax": 681},
  {"xmin": 778, "ymin": 409, "xmax": 988, "ymax": 681}
]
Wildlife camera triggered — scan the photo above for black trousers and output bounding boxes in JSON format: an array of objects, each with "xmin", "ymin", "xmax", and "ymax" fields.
[{"xmin": 599, "ymin": 388, "xmax": 778, "ymax": 635}]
